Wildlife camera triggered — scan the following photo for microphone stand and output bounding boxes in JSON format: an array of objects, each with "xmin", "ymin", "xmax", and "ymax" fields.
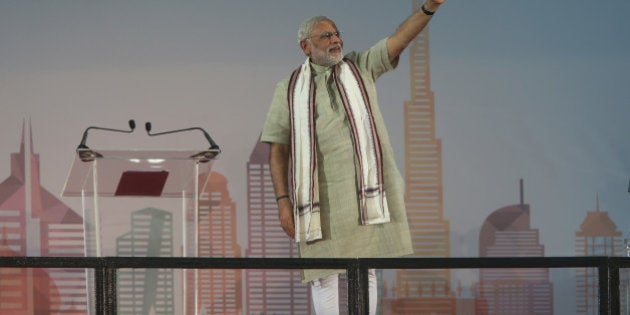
[
  {"xmin": 76, "ymin": 120, "xmax": 136, "ymax": 162},
  {"xmin": 145, "ymin": 122, "xmax": 221, "ymax": 162}
]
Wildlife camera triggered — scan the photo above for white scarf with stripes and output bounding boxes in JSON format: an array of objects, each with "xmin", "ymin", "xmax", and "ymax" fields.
[{"xmin": 289, "ymin": 58, "xmax": 391, "ymax": 243}]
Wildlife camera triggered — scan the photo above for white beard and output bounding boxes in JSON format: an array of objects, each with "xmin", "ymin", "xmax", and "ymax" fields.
[{"xmin": 311, "ymin": 45, "xmax": 343, "ymax": 67}]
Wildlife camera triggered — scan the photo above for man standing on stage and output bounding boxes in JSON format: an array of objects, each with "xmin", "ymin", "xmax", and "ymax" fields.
[{"xmin": 261, "ymin": 0, "xmax": 445, "ymax": 313}]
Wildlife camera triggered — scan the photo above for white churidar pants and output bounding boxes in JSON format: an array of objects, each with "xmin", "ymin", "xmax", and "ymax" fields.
[{"xmin": 310, "ymin": 269, "xmax": 377, "ymax": 315}]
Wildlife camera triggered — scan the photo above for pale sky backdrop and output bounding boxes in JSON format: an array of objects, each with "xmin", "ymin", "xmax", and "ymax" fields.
[{"xmin": 1, "ymin": 1, "xmax": 629, "ymax": 312}]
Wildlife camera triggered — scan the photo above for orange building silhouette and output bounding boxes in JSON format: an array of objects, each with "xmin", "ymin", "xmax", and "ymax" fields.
[
  {"xmin": 575, "ymin": 195, "xmax": 622, "ymax": 314},
  {"xmin": 197, "ymin": 171, "xmax": 243, "ymax": 314},
  {"xmin": 0, "ymin": 237, "xmax": 59, "ymax": 315},
  {"xmin": 389, "ymin": 0, "xmax": 454, "ymax": 313}
]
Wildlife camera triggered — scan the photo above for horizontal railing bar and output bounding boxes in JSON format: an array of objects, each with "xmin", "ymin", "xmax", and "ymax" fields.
[
  {"xmin": 0, "ymin": 256, "xmax": 105, "ymax": 268},
  {"xmin": 0, "ymin": 256, "xmax": 350, "ymax": 269},
  {"xmin": 2, "ymin": 256, "xmax": 630, "ymax": 269}
]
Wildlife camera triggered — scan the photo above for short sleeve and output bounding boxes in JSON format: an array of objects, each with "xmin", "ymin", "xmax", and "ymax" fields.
[
  {"xmin": 345, "ymin": 38, "xmax": 398, "ymax": 81},
  {"xmin": 261, "ymin": 78, "xmax": 291, "ymax": 144}
]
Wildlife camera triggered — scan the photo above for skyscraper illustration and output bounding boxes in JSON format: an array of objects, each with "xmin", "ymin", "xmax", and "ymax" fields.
[
  {"xmin": 116, "ymin": 207, "xmax": 174, "ymax": 314},
  {"xmin": 0, "ymin": 241, "xmax": 59, "ymax": 315},
  {"xmin": 476, "ymin": 180, "xmax": 553, "ymax": 314},
  {"xmin": 391, "ymin": 0, "xmax": 454, "ymax": 313},
  {"xmin": 197, "ymin": 171, "xmax": 242, "ymax": 314},
  {"xmin": 0, "ymin": 122, "xmax": 86, "ymax": 314},
  {"xmin": 575, "ymin": 195, "xmax": 622, "ymax": 314},
  {"xmin": 245, "ymin": 139, "xmax": 311, "ymax": 314}
]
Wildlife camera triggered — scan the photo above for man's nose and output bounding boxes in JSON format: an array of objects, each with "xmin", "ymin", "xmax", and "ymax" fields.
[{"xmin": 331, "ymin": 34, "xmax": 342, "ymax": 44}]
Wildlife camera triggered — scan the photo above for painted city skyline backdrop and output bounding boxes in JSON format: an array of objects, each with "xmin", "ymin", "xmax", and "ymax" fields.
[
  {"xmin": 1, "ymin": 0, "xmax": 629, "ymax": 314},
  {"xmin": 0, "ymin": 116, "xmax": 622, "ymax": 313}
]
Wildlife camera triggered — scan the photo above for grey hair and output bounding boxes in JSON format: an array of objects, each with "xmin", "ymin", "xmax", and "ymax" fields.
[{"xmin": 297, "ymin": 16, "xmax": 333, "ymax": 43}]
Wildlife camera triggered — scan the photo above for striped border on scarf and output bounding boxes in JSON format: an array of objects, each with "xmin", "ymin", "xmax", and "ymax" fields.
[{"xmin": 332, "ymin": 59, "xmax": 387, "ymax": 223}]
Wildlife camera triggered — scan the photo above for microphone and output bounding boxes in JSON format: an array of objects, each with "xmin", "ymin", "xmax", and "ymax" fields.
[
  {"xmin": 145, "ymin": 122, "xmax": 221, "ymax": 162},
  {"xmin": 76, "ymin": 119, "xmax": 136, "ymax": 161}
]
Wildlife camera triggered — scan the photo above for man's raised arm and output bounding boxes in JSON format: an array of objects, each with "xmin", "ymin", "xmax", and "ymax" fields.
[{"xmin": 387, "ymin": 0, "xmax": 445, "ymax": 62}]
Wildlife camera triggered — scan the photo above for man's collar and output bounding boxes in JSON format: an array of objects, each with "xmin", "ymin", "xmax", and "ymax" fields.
[{"xmin": 309, "ymin": 60, "xmax": 340, "ymax": 73}]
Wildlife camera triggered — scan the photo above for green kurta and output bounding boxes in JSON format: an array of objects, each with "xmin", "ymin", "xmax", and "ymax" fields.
[{"xmin": 261, "ymin": 38, "xmax": 413, "ymax": 282}]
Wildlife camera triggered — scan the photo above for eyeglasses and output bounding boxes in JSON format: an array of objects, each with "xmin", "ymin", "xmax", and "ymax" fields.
[{"xmin": 309, "ymin": 31, "xmax": 341, "ymax": 41}]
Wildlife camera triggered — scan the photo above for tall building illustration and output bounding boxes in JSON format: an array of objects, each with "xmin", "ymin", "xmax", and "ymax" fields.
[
  {"xmin": 0, "ymin": 240, "xmax": 59, "ymax": 315},
  {"xmin": 392, "ymin": 0, "xmax": 454, "ymax": 313},
  {"xmin": 245, "ymin": 139, "xmax": 311, "ymax": 315},
  {"xmin": 116, "ymin": 208, "xmax": 174, "ymax": 314},
  {"xmin": 476, "ymin": 180, "xmax": 553, "ymax": 314},
  {"xmin": 575, "ymin": 195, "xmax": 622, "ymax": 314},
  {"xmin": 197, "ymin": 171, "xmax": 242, "ymax": 314},
  {"xmin": 0, "ymin": 122, "xmax": 86, "ymax": 314}
]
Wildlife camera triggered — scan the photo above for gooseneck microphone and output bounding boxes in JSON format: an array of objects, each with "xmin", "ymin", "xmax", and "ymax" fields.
[
  {"xmin": 145, "ymin": 122, "xmax": 221, "ymax": 161},
  {"xmin": 76, "ymin": 119, "xmax": 136, "ymax": 161},
  {"xmin": 77, "ymin": 119, "xmax": 136, "ymax": 149}
]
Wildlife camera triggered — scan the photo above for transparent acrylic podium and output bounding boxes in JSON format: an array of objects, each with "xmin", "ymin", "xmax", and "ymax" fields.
[{"xmin": 62, "ymin": 149, "xmax": 217, "ymax": 315}]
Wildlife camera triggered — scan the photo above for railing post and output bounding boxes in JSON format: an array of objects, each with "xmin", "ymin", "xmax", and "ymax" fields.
[
  {"xmin": 346, "ymin": 259, "xmax": 361, "ymax": 315},
  {"xmin": 609, "ymin": 257, "xmax": 620, "ymax": 315},
  {"xmin": 104, "ymin": 265, "xmax": 117, "ymax": 315},
  {"xmin": 600, "ymin": 258, "xmax": 611, "ymax": 315},
  {"xmin": 95, "ymin": 264, "xmax": 106, "ymax": 315},
  {"xmin": 358, "ymin": 261, "xmax": 369, "ymax": 314}
]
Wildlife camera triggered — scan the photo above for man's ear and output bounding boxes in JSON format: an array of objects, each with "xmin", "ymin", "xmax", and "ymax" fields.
[{"xmin": 299, "ymin": 40, "xmax": 310, "ymax": 56}]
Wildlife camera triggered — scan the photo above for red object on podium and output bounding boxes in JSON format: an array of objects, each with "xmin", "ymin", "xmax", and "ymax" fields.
[{"xmin": 114, "ymin": 170, "xmax": 169, "ymax": 197}]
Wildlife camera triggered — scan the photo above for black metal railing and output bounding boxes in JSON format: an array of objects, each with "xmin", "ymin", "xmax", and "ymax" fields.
[{"xmin": 1, "ymin": 256, "xmax": 629, "ymax": 314}]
